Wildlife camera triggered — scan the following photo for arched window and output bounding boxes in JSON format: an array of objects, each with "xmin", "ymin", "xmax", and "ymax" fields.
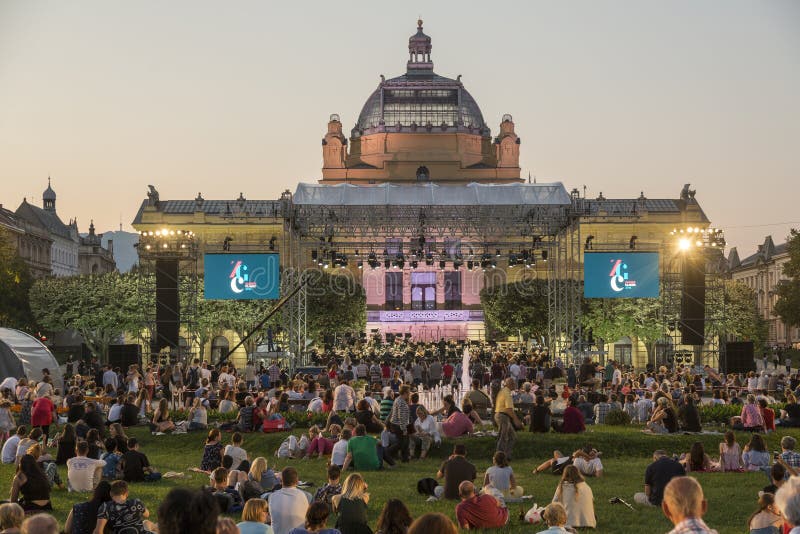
[
  {"xmin": 211, "ymin": 336, "xmax": 230, "ymax": 363},
  {"xmin": 613, "ymin": 336, "xmax": 633, "ymax": 367},
  {"xmin": 91, "ymin": 263, "xmax": 99, "ymax": 274}
]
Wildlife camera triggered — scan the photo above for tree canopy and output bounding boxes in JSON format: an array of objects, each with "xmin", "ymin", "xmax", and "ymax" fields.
[
  {"xmin": 480, "ymin": 278, "xmax": 549, "ymax": 341},
  {"xmin": 305, "ymin": 270, "xmax": 366, "ymax": 343},
  {"xmin": 775, "ymin": 229, "xmax": 800, "ymax": 330},
  {"xmin": 0, "ymin": 228, "xmax": 36, "ymax": 332}
]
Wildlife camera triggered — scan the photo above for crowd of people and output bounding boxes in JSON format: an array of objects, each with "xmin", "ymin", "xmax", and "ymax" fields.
[{"xmin": 1, "ymin": 339, "xmax": 800, "ymax": 534}]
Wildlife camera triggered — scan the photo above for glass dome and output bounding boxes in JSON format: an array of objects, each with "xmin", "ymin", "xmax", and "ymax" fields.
[{"xmin": 354, "ymin": 74, "xmax": 488, "ymax": 137}]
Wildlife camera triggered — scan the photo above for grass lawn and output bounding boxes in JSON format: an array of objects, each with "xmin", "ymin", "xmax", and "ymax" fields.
[{"xmin": 3, "ymin": 425, "xmax": 798, "ymax": 534}]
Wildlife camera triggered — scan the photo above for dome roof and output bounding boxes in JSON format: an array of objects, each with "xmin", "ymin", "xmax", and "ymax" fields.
[
  {"xmin": 352, "ymin": 21, "xmax": 489, "ymax": 138},
  {"xmin": 43, "ymin": 177, "xmax": 56, "ymax": 201}
]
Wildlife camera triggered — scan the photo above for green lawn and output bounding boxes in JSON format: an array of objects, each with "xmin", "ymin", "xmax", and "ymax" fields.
[{"xmin": 3, "ymin": 425, "xmax": 797, "ymax": 534}]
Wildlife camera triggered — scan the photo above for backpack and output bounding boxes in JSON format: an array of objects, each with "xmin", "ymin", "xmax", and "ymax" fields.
[
  {"xmin": 416, "ymin": 477, "xmax": 438, "ymax": 496},
  {"xmin": 187, "ymin": 366, "xmax": 200, "ymax": 388},
  {"xmin": 239, "ymin": 479, "xmax": 264, "ymax": 502}
]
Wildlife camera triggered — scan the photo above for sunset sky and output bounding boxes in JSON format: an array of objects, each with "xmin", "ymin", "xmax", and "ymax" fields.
[{"xmin": 0, "ymin": 0, "xmax": 798, "ymax": 255}]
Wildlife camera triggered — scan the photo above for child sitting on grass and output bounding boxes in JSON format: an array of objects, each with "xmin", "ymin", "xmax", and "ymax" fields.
[{"xmin": 95, "ymin": 480, "xmax": 156, "ymax": 534}]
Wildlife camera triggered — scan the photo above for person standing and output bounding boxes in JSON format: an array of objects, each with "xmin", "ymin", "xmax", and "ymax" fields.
[
  {"xmin": 494, "ymin": 378, "xmax": 520, "ymax": 460},
  {"xmin": 388, "ymin": 385, "xmax": 410, "ymax": 463},
  {"xmin": 30, "ymin": 394, "xmax": 56, "ymax": 443}
]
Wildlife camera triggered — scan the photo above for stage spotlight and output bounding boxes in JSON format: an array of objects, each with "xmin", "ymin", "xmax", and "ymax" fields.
[
  {"xmin": 384, "ymin": 258, "xmax": 391, "ymax": 269},
  {"xmin": 584, "ymin": 235, "xmax": 594, "ymax": 250},
  {"xmin": 509, "ymin": 254, "xmax": 517, "ymax": 267},
  {"xmin": 439, "ymin": 260, "xmax": 446, "ymax": 270},
  {"xmin": 269, "ymin": 235, "xmax": 277, "ymax": 251},
  {"xmin": 411, "ymin": 260, "xmax": 419, "ymax": 269},
  {"xmin": 311, "ymin": 250, "xmax": 318, "ymax": 261},
  {"xmin": 495, "ymin": 249, "xmax": 501, "ymax": 257},
  {"xmin": 467, "ymin": 260, "xmax": 474, "ymax": 270},
  {"xmin": 541, "ymin": 250, "xmax": 548, "ymax": 261},
  {"xmin": 629, "ymin": 235, "xmax": 637, "ymax": 250},
  {"xmin": 678, "ymin": 238, "xmax": 691, "ymax": 251},
  {"xmin": 357, "ymin": 260, "xmax": 363, "ymax": 269},
  {"xmin": 425, "ymin": 252, "xmax": 433, "ymax": 266},
  {"xmin": 223, "ymin": 236, "xmax": 233, "ymax": 251}
]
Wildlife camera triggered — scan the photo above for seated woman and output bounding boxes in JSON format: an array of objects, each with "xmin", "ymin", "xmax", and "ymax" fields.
[
  {"xmin": 201, "ymin": 429, "xmax": 224, "ymax": 472},
  {"xmin": 248, "ymin": 457, "xmax": 280, "ymax": 492},
  {"xmin": 679, "ymin": 442, "xmax": 717, "ymax": 472},
  {"xmin": 410, "ymin": 406, "xmax": 440, "ymax": 460},
  {"xmin": 439, "ymin": 406, "xmax": 473, "ymax": 438},
  {"xmin": 551, "ymin": 465, "xmax": 596, "ymax": 529},
  {"xmin": 779, "ymin": 393, "xmax": 800, "ymax": 427},
  {"xmin": 732, "ymin": 394, "xmax": 765, "ymax": 432},
  {"xmin": 748, "ymin": 492, "xmax": 782, "ymax": 534},
  {"xmin": 332, "ymin": 473, "xmax": 371, "ymax": 534},
  {"xmin": 188, "ymin": 397, "xmax": 208, "ymax": 431},
  {"xmin": 742, "ymin": 434, "xmax": 771, "ymax": 472},
  {"xmin": 483, "ymin": 451, "xmax": 523, "ymax": 499},
  {"xmin": 461, "ymin": 399, "xmax": 483, "ymax": 427},
  {"xmin": 151, "ymin": 398, "xmax": 175, "ymax": 434},
  {"xmin": 55, "ymin": 423, "xmax": 77, "ymax": 465},
  {"xmin": 63, "ymin": 480, "xmax": 112, "ymax": 534},
  {"xmin": 647, "ymin": 397, "xmax": 678, "ymax": 434},
  {"xmin": 553, "ymin": 397, "xmax": 585, "ymax": 434},
  {"xmin": 354, "ymin": 400, "xmax": 383, "ymax": 434},
  {"xmin": 218, "ymin": 390, "xmax": 237, "ymax": 414},
  {"xmin": 305, "ymin": 425, "xmax": 334, "ymax": 459},
  {"xmin": 678, "ymin": 395, "xmax": 702, "ymax": 432},
  {"xmin": 9, "ymin": 454, "xmax": 52, "ymax": 513}
]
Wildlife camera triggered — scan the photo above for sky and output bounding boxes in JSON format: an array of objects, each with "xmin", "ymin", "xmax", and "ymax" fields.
[{"xmin": 0, "ymin": 0, "xmax": 798, "ymax": 255}]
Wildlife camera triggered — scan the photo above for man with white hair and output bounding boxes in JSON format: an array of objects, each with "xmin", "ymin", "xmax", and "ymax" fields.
[
  {"xmin": 661, "ymin": 476, "xmax": 717, "ymax": 534},
  {"xmin": 775, "ymin": 476, "xmax": 800, "ymax": 533}
]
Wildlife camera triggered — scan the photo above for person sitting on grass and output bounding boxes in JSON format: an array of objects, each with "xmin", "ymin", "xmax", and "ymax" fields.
[
  {"xmin": 718, "ymin": 431, "xmax": 743, "ymax": 472},
  {"xmin": 647, "ymin": 396, "xmax": 678, "ymax": 434},
  {"xmin": 763, "ymin": 463, "xmax": 787, "ymax": 496},
  {"xmin": 9, "ymin": 454, "xmax": 52, "ymax": 513},
  {"xmin": 748, "ymin": 492, "xmax": 782, "ymax": 534},
  {"xmin": 224, "ymin": 432, "xmax": 249, "ymax": 471},
  {"xmin": 188, "ymin": 397, "xmax": 208, "ymax": 431},
  {"xmin": 331, "ymin": 473, "xmax": 371, "ymax": 534},
  {"xmin": 633, "ymin": 450, "xmax": 686, "ymax": 506},
  {"xmin": 287, "ymin": 501, "xmax": 340, "ymax": 534},
  {"xmin": 330, "ymin": 428, "xmax": 351, "ymax": 469},
  {"xmin": 209, "ymin": 467, "xmax": 244, "ymax": 514},
  {"xmin": 536, "ymin": 502, "xmax": 570, "ymax": 534},
  {"xmin": 156, "ymin": 488, "xmax": 219, "ymax": 534},
  {"xmin": 678, "ymin": 394, "xmax": 702, "ymax": 432},
  {"xmin": 237, "ymin": 497, "xmax": 273, "ymax": 534},
  {"xmin": 433, "ymin": 444, "xmax": 476, "ymax": 501},
  {"xmin": 120, "ymin": 437, "xmax": 161, "ymax": 482},
  {"xmin": 20, "ymin": 514, "xmax": 59, "ymax": 534},
  {"xmin": 551, "ymin": 465, "xmax": 596, "ymax": 529},
  {"xmin": 95, "ymin": 480, "xmax": 156, "ymax": 534},
  {"xmin": 151, "ymin": 398, "xmax": 174, "ymax": 434},
  {"xmin": 482, "ymin": 451, "xmax": 523, "ymax": 500},
  {"xmin": 410, "ymin": 406, "xmax": 439, "ymax": 460},
  {"xmin": 661, "ymin": 477, "xmax": 718, "ymax": 534},
  {"xmin": 743, "ymin": 434, "xmax": 771, "ymax": 472},
  {"xmin": 66, "ymin": 440, "xmax": 106, "ymax": 492},
  {"xmin": 455, "ymin": 480, "xmax": 509, "ymax": 530},
  {"xmin": 201, "ymin": 428, "xmax": 224, "ymax": 472},
  {"xmin": 268, "ymin": 467, "xmax": 313, "ymax": 534},
  {"xmin": 2, "ymin": 427, "xmax": 26, "ymax": 465},
  {"xmin": 374, "ymin": 499, "xmax": 412, "ymax": 534},
  {"xmin": 313, "ymin": 464, "xmax": 342, "ymax": 507},
  {"xmin": 732, "ymin": 394, "xmax": 765, "ymax": 432},
  {"xmin": 407, "ymin": 513, "xmax": 457, "ymax": 534},
  {"xmin": 63, "ymin": 481, "xmax": 111, "ymax": 534},
  {"xmin": 679, "ymin": 442, "xmax": 717, "ymax": 473},
  {"xmin": 533, "ymin": 445, "xmax": 603, "ymax": 478},
  {"xmin": 553, "ymin": 397, "xmax": 585, "ymax": 434},
  {"xmin": 0, "ymin": 502, "xmax": 23, "ymax": 534},
  {"xmin": 778, "ymin": 436, "xmax": 800, "ymax": 469},
  {"xmin": 101, "ymin": 438, "xmax": 122, "ymax": 481},
  {"xmin": 305, "ymin": 426, "xmax": 334, "ymax": 460},
  {"xmin": 249, "ymin": 457, "xmax": 280, "ymax": 493},
  {"xmin": 342, "ymin": 425, "xmax": 381, "ymax": 472}
]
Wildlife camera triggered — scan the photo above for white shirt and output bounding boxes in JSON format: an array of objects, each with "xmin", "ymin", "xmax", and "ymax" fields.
[
  {"xmin": 108, "ymin": 403, "xmax": 123, "ymax": 422},
  {"xmin": 612, "ymin": 369, "xmax": 622, "ymax": 386},
  {"xmin": 218, "ymin": 372, "xmax": 235, "ymax": 389},
  {"xmin": 1, "ymin": 435, "xmax": 20, "ymax": 464},
  {"xmin": 224, "ymin": 445, "xmax": 248, "ymax": 471},
  {"xmin": 102, "ymin": 370, "xmax": 118, "ymax": 389},
  {"xmin": 307, "ymin": 398, "xmax": 323, "ymax": 413},
  {"xmin": 509, "ymin": 364, "xmax": 520, "ymax": 379},
  {"xmin": 200, "ymin": 368, "xmax": 212, "ymax": 381},
  {"xmin": 268, "ymin": 486, "xmax": 312, "ymax": 534},
  {"xmin": 331, "ymin": 439, "xmax": 348, "ymax": 467},
  {"xmin": 67, "ymin": 456, "xmax": 106, "ymax": 492},
  {"xmin": 333, "ymin": 384, "xmax": 356, "ymax": 411},
  {"xmin": 0, "ymin": 377, "xmax": 18, "ymax": 393},
  {"xmin": 414, "ymin": 415, "xmax": 440, "ymax": 443}
]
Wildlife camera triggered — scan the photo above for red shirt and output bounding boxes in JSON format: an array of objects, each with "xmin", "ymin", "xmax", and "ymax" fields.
[
  {"xmin": 443, "ymin": 364, "xmax": 454, "ymax": 378},
  {"xmin": 561, "ymin": 405, "xmax": 585, "ymax": 433},
  {"xmin": 381, "ymin": 365, "xmax": 391, "ymax": 379},
  {"xmin": 456, "ymin": 494, "xmax": 509, "ymax": 529},
  {"xmin": 762, "ymin": 407, "xmax": 776, "ymax": 431},
  {"xmin": 31, "ymin": 397, "xmax": 54, "ymax": 426}
]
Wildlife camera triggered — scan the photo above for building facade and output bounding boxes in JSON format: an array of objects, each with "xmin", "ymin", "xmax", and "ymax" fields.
[
  {"xmin": 79, "ymin": 221, "xmax": 117, "ymax": 274},
  {"xmin": 728, "ymin": 236, "xmax": 800, "ymax": 348},
  {"xmin": 0, "ymin": 204, "xmax": 53, "ymax": 278},
  {"xmin": 133, "ymin": 21, "xmax": 716, "ymax": 370}
]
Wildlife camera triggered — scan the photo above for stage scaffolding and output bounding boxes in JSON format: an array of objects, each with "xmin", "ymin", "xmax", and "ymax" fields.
[
  {"xmin": 286, "ymin": 182, "xmax": 588, "ymax": 360},
  {"xmin": 135, "ymin": 232, "xmax": 199, "ymax": 363}
]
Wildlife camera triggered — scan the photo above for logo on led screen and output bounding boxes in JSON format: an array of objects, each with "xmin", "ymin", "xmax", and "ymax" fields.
[
  {"xmin": 609, "ymin": 259, "xmax": 637, "ymax": 293},
  {"xmin": 229, "ymin": 260, "xmax": 258, "ymax": 294}
]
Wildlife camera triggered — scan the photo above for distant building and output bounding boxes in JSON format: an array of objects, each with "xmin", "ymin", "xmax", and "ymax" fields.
[
  {"xmin": 79, "ymin": 221, "xmax": 116, "ymax": 274},
  {"xmin": 12, "ymin": 178, "xmax": 115, "ymax": 277},
  {"xmin": 0, "ymin": 203, "xmax": 53, "ymax": 278},
  {"xmin": 728, "ymin": 235, "xmax": 800, "ymax": 348}
]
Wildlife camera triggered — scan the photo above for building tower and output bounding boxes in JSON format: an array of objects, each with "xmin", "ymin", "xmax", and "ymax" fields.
[{"xmin": 43, "ymin": 177, "xmax": 56, "ymax": 212}]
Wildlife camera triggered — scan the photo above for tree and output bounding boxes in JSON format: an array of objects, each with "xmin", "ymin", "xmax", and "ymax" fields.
[
  {"xmin": 305, "ymin": 270, "xmax": 366, "ymax": 343},
  {"xmin": 0, "ymin": 228, "xmax": 36, "ymax": 331},
  {"xmin": 707, "ymin": 279, "xmax": 769, "ymax": 348},
  {"xmin": 218, "ymin": 299, "xmax": 276, "ymax": 357},
  {"xmin": 29, "ymin": 272, "xmax": 142, "ymax": 362},
  {"xmin": 480, "ymin": 279, "xmax": 549, "ymax": 341},
  {"xmin": 775, "ymin": 229, "xmax": 800, "ymax": 330},
  {"xmin": 193, "ymin": 298, "xmax": 228, "ymax": 360},
  {"xmin": 583, "ymin": 297, "xmax": 662, "ymax": 363}
]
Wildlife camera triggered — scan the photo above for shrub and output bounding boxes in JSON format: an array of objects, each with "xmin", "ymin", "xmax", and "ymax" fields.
[{"xmin": 604, "ymin": 409, "xmax": 631, "ymax": 426}]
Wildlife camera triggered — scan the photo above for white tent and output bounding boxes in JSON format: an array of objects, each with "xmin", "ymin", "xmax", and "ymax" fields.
[{"xmin": 0, "ymin": 328, "xmax": 63, "ymax": 388}]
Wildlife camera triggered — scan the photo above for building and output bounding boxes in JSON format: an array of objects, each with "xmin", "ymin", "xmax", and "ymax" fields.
[
  {"xmin": 79, "ymin": 221, "xmax": 117, "ymax": 274},
  {"xmin": 133, "ymin": 21, "xmax": 716, "ymax": 370},
  {"xmin": 728, "ymin": 235, "xmax": 800, "ymax": 348},
  {"xmin": 0, "ymin": 204, "xmax": 53, "ymax": 278},
  {"xmin": 12, "ymin": 179, "xmax": 115, "ymax": 277}
]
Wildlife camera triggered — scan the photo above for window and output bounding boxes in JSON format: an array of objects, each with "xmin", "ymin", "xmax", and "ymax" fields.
[
  {"xmin": 411, "ymin": 272, "xmax": 435, "ymax": 310},
  {"xmin": 385, "ymin": 271, "xmax": 403, "ymax": 310},
  {"xmin": 444, "ymin": 271, "xmax": 462, "ymax": 309},
  {"xmin": 211, "ymin": 336, "xmax": 229, "ymax": 363},
  {"xmin": 614, "ymin": 343, "xmax": 632, "ymax": 366}
]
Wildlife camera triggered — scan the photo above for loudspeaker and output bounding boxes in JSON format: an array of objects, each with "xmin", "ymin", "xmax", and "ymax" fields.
[
  {"xmin": 155, "ymin": 259, "xmax": 180, "ymax": 351},
  {"xmin": 680, "ymin": 254, "xmax": 705, "ymax": 345},
  {"xmin": 108, "ymin": 344, "xmax": 142, "ymax": 371},
  {"xmin": 725, "ymin": 341, "xmax": 755, "ymax": 374}
]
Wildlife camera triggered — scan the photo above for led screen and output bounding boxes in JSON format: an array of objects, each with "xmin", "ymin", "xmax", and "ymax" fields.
[
  {"xmin": 204, "ymin": 253, "xmax": 280, "ymax": 300},
  {"xmin": 583, "ymin": 252, "xmax": 660, "ymax": 298}
]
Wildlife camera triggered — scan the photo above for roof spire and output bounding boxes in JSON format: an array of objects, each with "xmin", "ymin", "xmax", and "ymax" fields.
[{"xmin": 407, "ymin": 18, "xmax": 433, "ymax": 76}]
